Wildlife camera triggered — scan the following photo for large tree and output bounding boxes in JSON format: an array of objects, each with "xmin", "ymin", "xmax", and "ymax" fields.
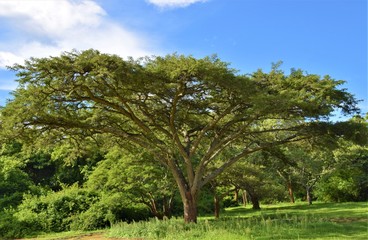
[{"xmin": 1, "ymin": 50, "xmax": 359, "ymax": 222}]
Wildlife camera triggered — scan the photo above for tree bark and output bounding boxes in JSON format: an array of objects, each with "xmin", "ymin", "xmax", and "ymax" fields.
[
  {"xmin": 277, "ymin": 170, "xmax": 295, "ymax": 204},
  {"xmin": 249, "ymin": 192, "xmax": 260, "ymax": 210},
  {"xmin": 242, "ymin": 190, "xmax": 248, "ymax": 207},
  {"xmin": 251, "ymin": 197, "xmax": 260, "ymax": 210},
  {"xmin": 149, "ymin": 197, "xmax": 164, "ymax": 219},
  {"xmin": 163, "ymin": 196, "xmax": 173, "ymax": 218},
  {"xmin": 167, "ymin": 158, "xmax": 199, "ymax": 223},
  {"xmin": 287, "ymin": 180, "xmax": 295, "ymax": 203},
  {"xmin": 183, "ymin": 190, "xmax": 198, "ymax": 223},
  {"xmin": 140, "ymin": 194, "xmax": 163, "ymax": 219},
  {"xmin": 306, "ymin": 187, "xmax": 312, "ymax": 205},
  {"xmin": 234, "ymin": 189, "xmax": 239, "ymax": 203},
  {"xmin": 214, "ymin": 195, "xmax": 220, "ymax": 219}
]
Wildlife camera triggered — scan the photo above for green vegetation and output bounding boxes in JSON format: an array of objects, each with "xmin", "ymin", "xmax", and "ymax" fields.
[
  {"xmin": 0, "ymin": 50, "xmax": 367, "ymax": 238},
  {"xmin": 18, "ymin": 202, "xmax": 368, "ymax": 239},
  {"xmin": 108, "ymin": 202, "xmax": 368, "ymax": 240}
]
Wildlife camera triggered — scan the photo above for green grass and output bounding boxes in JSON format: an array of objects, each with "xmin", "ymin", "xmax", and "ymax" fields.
[
  {"xmin": 108, "ymin": 202, "xmax": 368, "ymax": 240},
  {"xmin": 20, "ymin": 202, "xmax": 368, "ymax": 239}
]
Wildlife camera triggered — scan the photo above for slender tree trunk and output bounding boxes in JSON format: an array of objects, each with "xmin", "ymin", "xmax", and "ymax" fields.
[
  {"xmin": 242, "ymin": 190, "xmax": 248, "ymax": 207},
  {"xmin": 149, "ymin": 203, "xmax": 163, "ymax": 219},
  {"xmin": 214, "ymin": 195, "xmax": 220, "ymax": 219},
  {"xmin": 306, "ymin": 187, "xmax": 312, "ymax": 205},
  {"xmin": 146, "ymin": 194, "xmax": 163, "ymax": 219},
  {"xmin": 287, "ymin": 180, "xmax": 295, "ymax": 203},
  {"xmin": 277, "ymin": 170, "xmax": 295, "ymax": 204},
  {"xmin": 163, "ymin": 196, "xmax": 173, "ymax": 218},
  {"xmin": 234, "ymin": 189, "xmax": 239, "ymax": 202}
]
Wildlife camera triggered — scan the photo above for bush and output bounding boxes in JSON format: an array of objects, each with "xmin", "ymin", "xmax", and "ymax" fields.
[
  {"xmin": 70, "ymin": 192, "xmax": 151, "ymax": 230},
  {"xmin": 197, "ymin": 187, "xmax": 216, "ymax": 215},
  {"xmin": 70, "ymin": 201, "xmax": 114, "ymax": 231},
  {"xmin": 222, "ymin": 196, "xmax": 239, "ymax": 208},
  {"xmin": 0, "ymin": 155, "xmax": 34, "ymax": 209},
  {"xmin": 12, "ymin": 189, "xmax": 152, "ymax": 235},
  {"xmin": 14, "ymin": 185, "xmax": 99, "ymax": 233},
  {"xmin": 2, "ymin": 186, "xmax": 157, "ymax": 238},
  {"xmin": 0, "ymin": 209, "xmax": 41, "ymax": 239}
]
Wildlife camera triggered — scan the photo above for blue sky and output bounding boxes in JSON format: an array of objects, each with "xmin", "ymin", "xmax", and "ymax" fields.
[{"xmin": 0, "ymin": 0, "xmax": 366, "ymax": 117}]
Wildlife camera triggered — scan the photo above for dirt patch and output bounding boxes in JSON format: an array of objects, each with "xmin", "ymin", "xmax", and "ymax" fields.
[
  {"xmin": 18, "ymin": 233, "xmax": 144, "ymax": 240},
  {"xmin": 63, "ymin": 233, "xmax": 117, "ymax": 239},
  {"xmin": 62, "ymin": 233, "xmax": 108, "ymax": 239}
]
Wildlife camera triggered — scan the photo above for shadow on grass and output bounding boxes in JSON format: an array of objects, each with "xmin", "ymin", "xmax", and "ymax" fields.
[
  {"xmin": 207, "ymin": 202, "xmax": 368, "ymax": 240},
  {"xmin": 222, "ymin": 202, "xmax": 368, "ymax": 222}
]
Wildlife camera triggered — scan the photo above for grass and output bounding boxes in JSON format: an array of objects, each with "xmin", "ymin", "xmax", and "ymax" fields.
[
  {"xmin": 20, "ymin": 202, "xmax": 368, "ymax": 239},
  {"xmin": 108, "ymin": 202, "xmax": 368, "ymax": 240}
]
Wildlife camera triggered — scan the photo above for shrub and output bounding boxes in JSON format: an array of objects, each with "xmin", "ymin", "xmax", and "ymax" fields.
[
  {"xmin": 222, "ymin": 196, "xmax": 239, "ymax": 208},
  {"xmin": 14, "ymin": 185, "xmax": 99, "ymax": 233},
  {"xmin": 70, "ymin": 192, "xmax": 151, "ymax": 230},
  {"xmin": 2, "ymin": 187, "xmax": 154, "ymax": 237},
  {"xmin": 70, "ymin": 201, "xmax": 114, "ymax": 231},
  {"xmin": 0, "ymin": 208, "xmax": 41, "ymax": 239}
]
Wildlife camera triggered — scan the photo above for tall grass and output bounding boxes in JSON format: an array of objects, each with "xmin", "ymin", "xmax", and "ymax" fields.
[{"xmin": 108, "ymin": 202, "xmax": 368, "ymax": 240}]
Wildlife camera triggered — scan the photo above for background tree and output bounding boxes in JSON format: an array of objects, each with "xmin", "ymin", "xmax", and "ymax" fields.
[
  {"xmin": 314, "ymin": 116, "xmax": 368, "ymax": 202},
  {"xmin": 0, "ymin": 141, "xmax": 34, "ymax": 209},
  {"xmin": 86, "ymin": 146, "xmax": 177, "ymax": 219},
  {"xmin": 219, "ymin": 151, "xmax": 286, "ymax": 210},
  {"xmin": 1, "ymin": 50, "xmax": 360, "ymax": 222}
]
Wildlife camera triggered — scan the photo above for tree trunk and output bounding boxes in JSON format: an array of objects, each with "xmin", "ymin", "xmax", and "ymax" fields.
[
  {"xmin": 214, "ymin": 195, "xmax": 220, "ymax": 219},
  {"xmin": 242, "ymin": 190, "xmax": 248, "ymax": 207},
  {"xmin": 287, "ymin": 180, "xmax": 295, "ymax": 203},
  {"xmin": 248, "ymin": 191, "xmax": 260, "ymax": 210},
  {"xmin": 306, "ymin": 187, "xmax": 312, "ymax": 205},
  {"xmin": 163, "ymin": 196, "xmax": 173, "ymax": 218},
  {"xmin": 234, "ymin": 189, "xmax": 239, "ymax": 202},
  {"xmin": 251, "ymin": 196, "xmax": 260, "ymax": 210},
  {"xmin": 144, "ymin": 194, "xmax": 163, "ymax": 219},
  {"xmin": 167, "ymin": 158, "xmax": 199, "ymax": 223},
  {"xmin": 183, "ymin": 190, "xmax": 198, "ymax": 223}
]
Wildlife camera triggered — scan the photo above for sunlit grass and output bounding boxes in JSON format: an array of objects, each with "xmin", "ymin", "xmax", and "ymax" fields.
[
  {"xmin": 21, "ymin": 202, "xmax": 368, "ymax": 239},
  {"xmin": 109, "ymin": 202, "xmax": 368, "ymax": 240}
]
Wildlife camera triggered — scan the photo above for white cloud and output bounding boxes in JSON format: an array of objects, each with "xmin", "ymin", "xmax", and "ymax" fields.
[
  {"xmin": 0, "ymin": 51, "xmax": 24, "ymax": 68},
  {"xmin": 147, "ymin": 0, "xmax": 207, "ymax": 8},
  {"xmin": 0, "ymin": 0, "xmax": 157, "ymax": 69},
  {"xmin": 0, "ymin": 0, "xmax": 105, "ymax": 38}
]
